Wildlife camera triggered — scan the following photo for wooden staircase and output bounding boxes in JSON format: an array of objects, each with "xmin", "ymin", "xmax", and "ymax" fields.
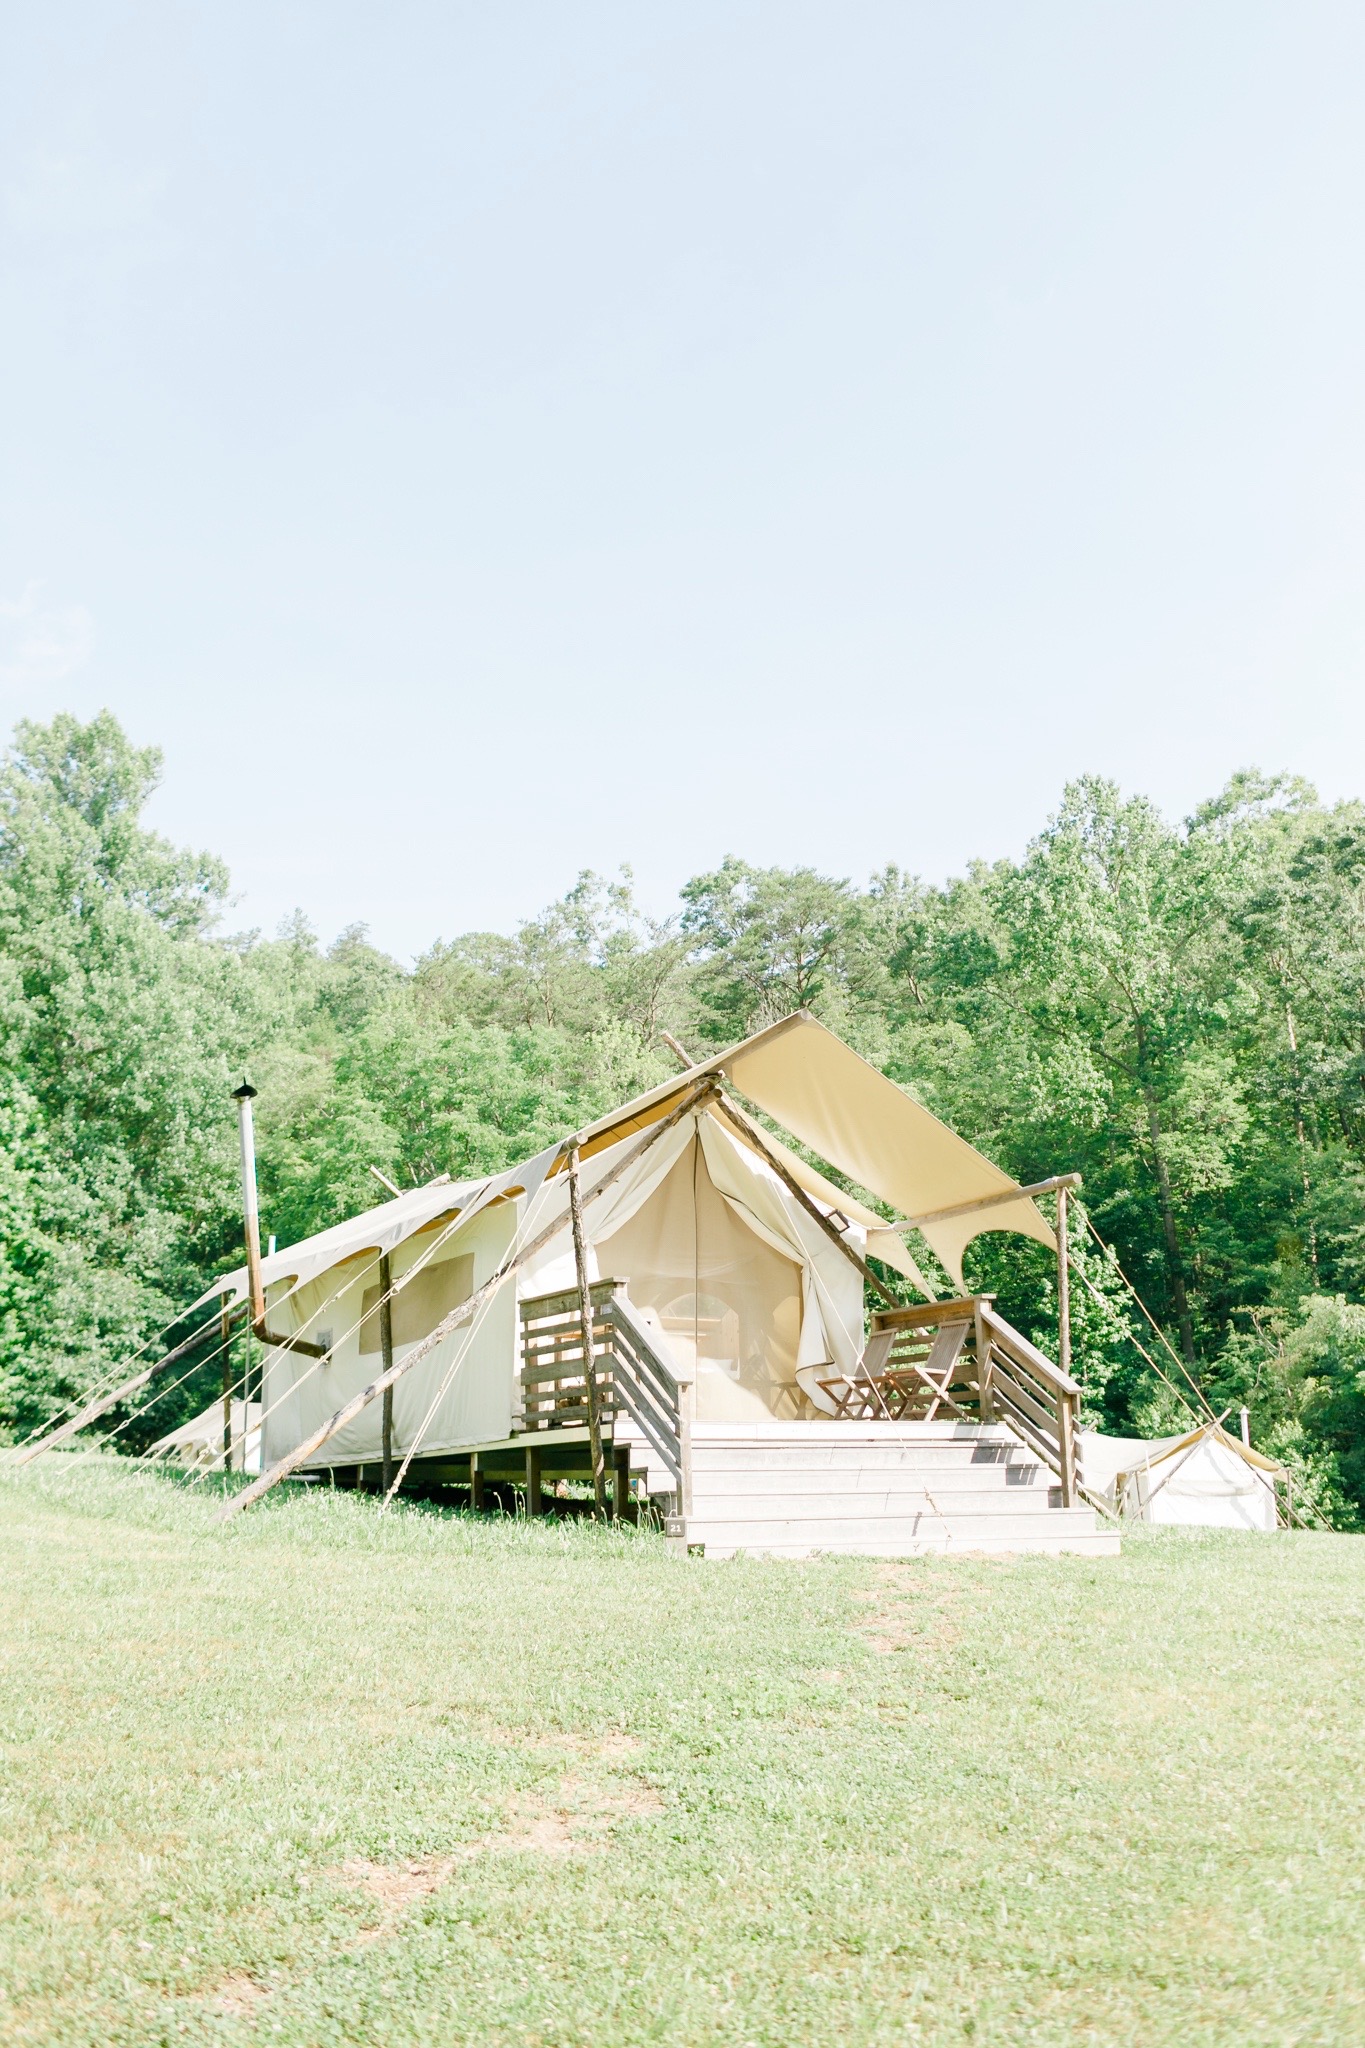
[{"xmin": 682, "ymin": 1421, "xmax": 1118, "ymax": 1557}]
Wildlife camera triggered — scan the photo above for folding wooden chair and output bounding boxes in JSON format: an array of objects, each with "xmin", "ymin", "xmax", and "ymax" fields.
[
  {"xmin": 798, "ymin": 1328, "xmax": 899, "ymax": 1418},
  {"xmin": 883, "ymin": 1317, "xmax": 974, "ymax": 1420}
]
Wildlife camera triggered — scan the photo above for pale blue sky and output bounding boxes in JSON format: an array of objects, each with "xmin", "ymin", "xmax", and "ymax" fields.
[{"xmin": 3, "ymin": 4, "xmax": 1363, "ymax": 958}]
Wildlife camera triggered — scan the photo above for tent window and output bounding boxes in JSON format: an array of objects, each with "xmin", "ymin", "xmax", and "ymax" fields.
[{"xmin": 360, "ymin": 1254, "xmax": 475, "ymax": 1354}]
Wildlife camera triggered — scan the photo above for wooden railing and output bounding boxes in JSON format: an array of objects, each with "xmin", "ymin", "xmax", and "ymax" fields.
[
  {"xmin": 517, "ymin": 1279, "xmax": 689, "ymax": 1497},
  {"xmin": 867, "ymin": 1295, "xmax": 1083, "ymax": 1506},
  {"xmin": 978, "ymin": 1304, "xmax": 1081, "ymax": 1507}
]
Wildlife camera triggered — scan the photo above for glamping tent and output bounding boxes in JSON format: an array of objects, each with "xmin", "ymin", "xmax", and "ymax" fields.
[
  {"xmin": 1080, "ymin": 1424, "xmax": 1284, "ymax": 1531},
  {"xmin": 188, "ymin": 1013, "xmax": 1119, "ymax": 1557}
]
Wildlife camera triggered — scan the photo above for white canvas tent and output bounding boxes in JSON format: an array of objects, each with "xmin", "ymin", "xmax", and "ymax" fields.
[
  {"xmin": 197, "ymin": 1013, "xmax": 1062, "ymax": 1478},
  {"xmin": 1080, "ymin": 1423, "xmax": 1283, "ymax": 1531}
]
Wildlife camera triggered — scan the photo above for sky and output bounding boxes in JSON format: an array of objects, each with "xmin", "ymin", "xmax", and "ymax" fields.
[{"xmin": 3, "ymin": 3, "xmax": 1364, "ymax": 961}]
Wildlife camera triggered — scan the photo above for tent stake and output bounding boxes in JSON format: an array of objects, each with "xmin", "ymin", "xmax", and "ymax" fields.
[
  {"xmin": 217, "ymin": 1079, "xmax": 717, "ymax": 1521},
  {"xmin": 568, "ymin": 1145, "xmax": 607, "ymax": 1516}
]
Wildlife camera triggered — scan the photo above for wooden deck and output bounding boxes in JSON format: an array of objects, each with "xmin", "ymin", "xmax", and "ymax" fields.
[{"xmin": 307, "ymin": 1280, "xmax": 1117, "ymax": 1557}]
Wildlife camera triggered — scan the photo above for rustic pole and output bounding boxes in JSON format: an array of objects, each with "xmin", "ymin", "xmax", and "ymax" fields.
[
  {"xmin": 660, "ymin": 1031, "xmax": 698, "ymax": 1071},
  {"xmin": 218, "ymin": 1079, "xmax": 716, "ymax": 1520},
  {"xmin": 568, "ymin": 1144, "xmax": 607, "ymax": 1516},
  {"xmin": 379, "ymin": 1252, "xmax": 396, "ymax": 1497},
  {"xmin": 888, "ymin": 1170, "xmax": 1084, "ymax": 1234},
  {"xmin": 1056, "ymin": 1182, "xmax": 1072, "ymax": 1385},
  {"xmin": 221, "ymin": 1297, "xmax": 233, "ymax": 1471},
  {"xmin": 242, "ymin": 1323, "xmax": 254, "ymax": 1472}
]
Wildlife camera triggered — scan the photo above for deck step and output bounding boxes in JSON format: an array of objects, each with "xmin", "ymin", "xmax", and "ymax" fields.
[
  {"xmin": 698, "ymin": 1531, "xmax": 1121, "ymax": 1558},
  {"xmin": 690, "ymin": 1470, "xmax": 1056, "ymax": 1501},
  {"xmin": 690, "ymin": 1446, "xmax": 1042, "ymax": 1475}
]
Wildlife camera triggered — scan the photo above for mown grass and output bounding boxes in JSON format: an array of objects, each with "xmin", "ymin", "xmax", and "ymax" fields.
[{"xmin": 1, "ymin": 1457, "xmax": 1362, "ymax": 2047}]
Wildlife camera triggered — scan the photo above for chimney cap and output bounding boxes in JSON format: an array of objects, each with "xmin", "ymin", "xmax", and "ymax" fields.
[{"xmin": 231, "ymin": 1076, "xmax": 258, "ymax": 1101}]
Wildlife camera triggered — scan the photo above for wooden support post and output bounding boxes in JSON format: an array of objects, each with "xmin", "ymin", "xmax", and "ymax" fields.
[
  {"xmin": 524, "ymin": 1443, "xmax": 542, "ymax": 1517},
  {"xmin": 221, "ymin": 1299, "xmax": 233, "ymax": 1472},
  {"xmin": 568, "ymin": 1144, "xmax": 607, "ymax": 1516},
  {"xmin": 379, "ymin": 1252, "xmax": 395, "ymax": 1498},
  {"xmin": 1057, "ymin": 1390, "xmax": 1076, "ymax": 1510},
  {"xmin": 891, "ymin": 1170, "xmax": 1084, "ymax": 1234},
  {"xmin": 973, "ymin": 1298, "xmax": 994, "ymax": 1422},
  {"xmin": 678, "ymin": 1373, "xmax": 695, "ymax": 1535},
  {"xmin": 613, "ymin": 1443, "xmax": 631, "ymax": 1521},
  {"xmin": 469, "ymin": 1452, "xmax": 484, "ymax": 1512},
  {"xmin": 1056, "ymin": 1183, "xmax": 1072, "ymax": 1386},
  {"xmin": 242, "ymin": 1325, "xmax": 254, "ymax": 1472}
]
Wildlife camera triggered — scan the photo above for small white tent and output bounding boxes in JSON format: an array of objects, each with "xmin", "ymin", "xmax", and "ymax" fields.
[{"xmin": 1080, "ymin": 1424, "xmax": 1283, "ymax": 1531}]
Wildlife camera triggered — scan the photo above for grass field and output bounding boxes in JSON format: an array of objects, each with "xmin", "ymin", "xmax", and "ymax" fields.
[{"xmin": 1, "ymin": 1459, "xmax": 1362, "ymax": 2047}]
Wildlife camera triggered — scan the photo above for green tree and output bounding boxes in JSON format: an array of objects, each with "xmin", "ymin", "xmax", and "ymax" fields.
[
  {"xmin": 680, "ymin": 858, "xmax": 857, "ymax": 1039},
  {"xmin": 0, "ymin": 714, "xmax": 255, "ymax": 1431}
]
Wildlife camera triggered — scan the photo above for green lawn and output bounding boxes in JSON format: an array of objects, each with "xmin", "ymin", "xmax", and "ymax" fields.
[{"xmin": 1, "ymin": 1460, "xmax": 1362, "ymax": 2047}]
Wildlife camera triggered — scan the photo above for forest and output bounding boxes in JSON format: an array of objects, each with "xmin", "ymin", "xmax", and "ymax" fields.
[{"xmin": 2, "ymin": 709, "xmax": 1363, "ymax": 1523}]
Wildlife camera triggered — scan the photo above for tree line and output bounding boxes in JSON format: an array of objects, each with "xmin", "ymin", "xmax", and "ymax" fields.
[{"xmin": 2, "ymin": 711, "xmax": 1363, "ymax": 1521}]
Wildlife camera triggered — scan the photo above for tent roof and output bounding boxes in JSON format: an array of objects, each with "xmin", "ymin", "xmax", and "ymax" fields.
[
  {"xmin": 1141, "ymin": 1422, "xmax": 1283, "ymax": 1476},
  {"xmin": 147, "ymin": 1397, "xmax": 260, "ymax": 1457},
  {"xmin": 200, "ymin": 1012, "xmax": 1055, "ymax": 1313},
  {"xmin": 193, "ymin": 1147, "xmax": 561, "ymax": 1314},
  {"xmin": 1081, "ymin": 1423, "xmax": 1283, "ymax": 1487}
]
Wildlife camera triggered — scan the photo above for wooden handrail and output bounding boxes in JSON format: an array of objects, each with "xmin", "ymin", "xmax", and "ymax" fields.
[
  {"xmin": 870, "ymin": 1295, "xmax": 994, "ymax": 1331},
  {"xmin": 517, "ymin": 1279, "xmax": 690, "ymax": 1502},
  {"xmin": 979, "ymin": 1305, "xmax": 1080, "ymax": 1505},
  {"xmin": 980, "ymin": 1305, "xmax": 1083, "ymax": 1401}
]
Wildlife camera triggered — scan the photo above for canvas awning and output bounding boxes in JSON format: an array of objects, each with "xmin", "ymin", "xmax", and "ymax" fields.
[{"xmin": 570, "ymin": 1012, "xmax": 1055, "ymax": 1288}]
